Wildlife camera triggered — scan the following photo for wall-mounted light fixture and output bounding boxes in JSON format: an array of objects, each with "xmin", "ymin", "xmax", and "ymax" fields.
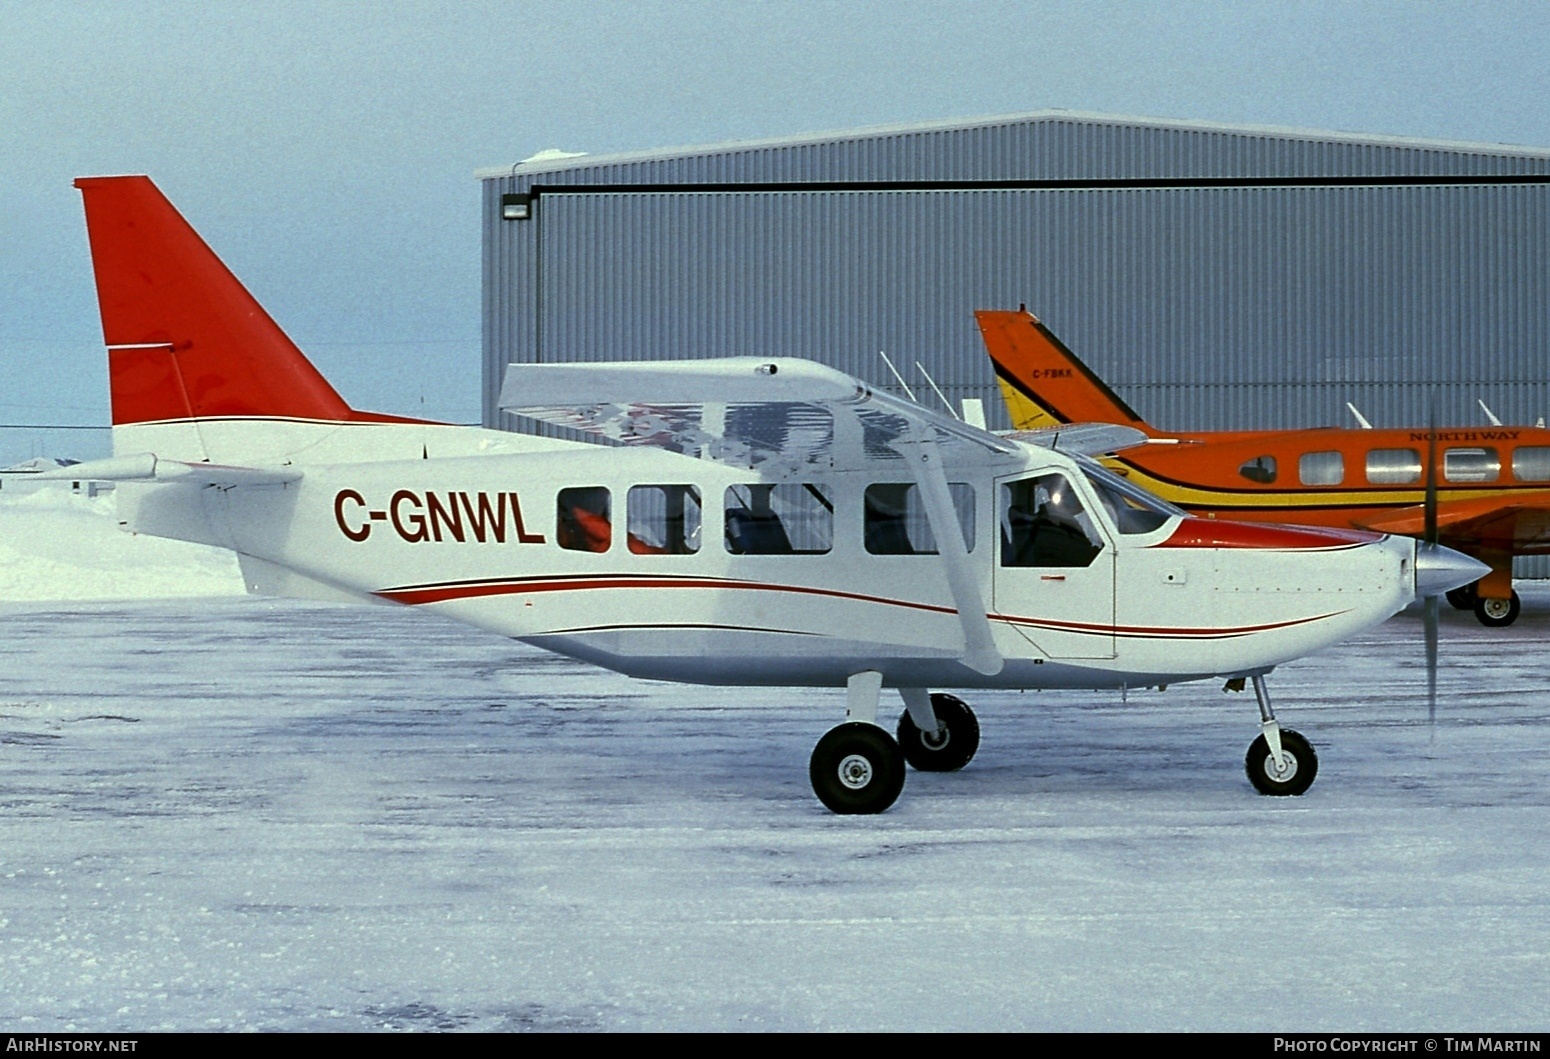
[{"xmin": 501, "ymin": 193, "xmax": 532, "ymax": 221}]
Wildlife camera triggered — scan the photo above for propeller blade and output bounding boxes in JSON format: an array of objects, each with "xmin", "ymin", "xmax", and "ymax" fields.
[
  {"xmin": 1423, "ymin": 393, "xmax": 1439, "ymax": 730},
  {"xmin": 1425, "ymin": 395, "xmax": 1438, "ymax": 547},
  {"xmin": 1425, "ymin": 593, "xmax": 1439, "ymax": 730}
]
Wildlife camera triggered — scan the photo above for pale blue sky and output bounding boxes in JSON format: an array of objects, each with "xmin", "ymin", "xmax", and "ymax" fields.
[{"xmin": 4, "ymin": 0, "xmax": 1550, "ymax": 457}]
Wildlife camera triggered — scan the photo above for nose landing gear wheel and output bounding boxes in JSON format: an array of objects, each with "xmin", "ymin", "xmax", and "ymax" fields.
[
  {"xmin": 1446, "ymin": 583, "xmax": 1477, "ymax": 611},
  {"xmin": 1473, "ymin": 590, "xmax": 1521, "ymax": 628},
  {"xmin": 810, "ymin": 722, "xmax": 907, "ymax": 814},
  {"xmin": 897, "ymin": 693, "xmax": 980, "ymax": 772},
  {"xmin": 1245, "ymin": 729, "xmax": 1318, "ymax": 796}
]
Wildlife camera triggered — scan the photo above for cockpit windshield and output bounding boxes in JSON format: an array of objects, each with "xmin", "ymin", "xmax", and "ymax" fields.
[{"xmin": 1076, "ymin": 457, "xmax": 1183, "ymax": 535}]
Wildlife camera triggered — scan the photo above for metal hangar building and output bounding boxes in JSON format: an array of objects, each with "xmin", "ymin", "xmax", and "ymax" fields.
[{"xmin": 477, "ymin": 108, "xmax": 1550, "ymax": 462}]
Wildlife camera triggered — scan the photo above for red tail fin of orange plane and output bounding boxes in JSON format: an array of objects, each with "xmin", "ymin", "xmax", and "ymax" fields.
[
  {"xmin": 974, "ymin": 309, "xmax": 1152, "ymax": 434},
  {"xmin": 75, "ymin": 175, "xmax": 421, "ymax": 427}
]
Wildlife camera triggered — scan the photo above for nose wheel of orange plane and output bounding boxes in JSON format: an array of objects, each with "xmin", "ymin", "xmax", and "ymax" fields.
[
  {"xmin": 1474, "ymin": 590, "xmax": 1521, "ymax": 628},
  {"xmin": 1243, "ymin": 674, "xmax": 1318, "ymax": 796},
  {"xmin": 1448, "ymin": 582, "xmax": 1523, "ymax": 627}
]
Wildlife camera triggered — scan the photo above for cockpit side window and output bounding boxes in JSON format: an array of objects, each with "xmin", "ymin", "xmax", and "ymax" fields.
[
  {"xmin": 557, "ymin": 486, "xmax": 611, "ymax": 552},
  {"xmin": 1079, "ymin": 468, "xmax": 1172, "ymax": 535},
  {"xmin": 1239, "ymin": 455, "xmax": 1277, "ymax": 484},
  {"xmin": 1000, "ymin": 474, "xmax": 1104, "ymax": 568},
  {"xmin": 724, "ymin": 483, "xmax": 833, "ymax": 555}
]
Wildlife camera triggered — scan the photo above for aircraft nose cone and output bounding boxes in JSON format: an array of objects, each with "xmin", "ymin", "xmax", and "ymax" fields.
[{"xmin": 1414, "ymin": 542, "xmax": 1490, "ymax": 597}]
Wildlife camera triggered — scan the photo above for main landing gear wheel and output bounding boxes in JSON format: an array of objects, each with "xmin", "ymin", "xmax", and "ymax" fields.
[
  {"xmin": 1473, "ymin": 590, "xmax": 1521, "ymax": 628},
  {"xmin": 1244, "ymin": 729, "xmax": 1318, "ymax": 797},
  {"xmin": 897, "ymin": 693, "xmax": 980, "ymax": 772},
  {"xmin": 810, "ymin": 722, "xmax": 907, "ymax": 814},
  {"xmin": 1446, "ymin": 583, "xmax": 1477, "ymax": 611}
]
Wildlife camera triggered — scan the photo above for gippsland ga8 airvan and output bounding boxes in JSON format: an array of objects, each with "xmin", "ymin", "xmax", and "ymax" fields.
[{"xmin": 56, "ymin": 175, "xmax": 1484, "ymax": 814}]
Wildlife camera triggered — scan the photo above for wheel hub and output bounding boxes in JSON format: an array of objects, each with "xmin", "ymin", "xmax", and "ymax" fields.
[
  {"xmin": 1263, "ymin": 750, "xmax": 1299, "ymax": 783},
  {"xmin": 1482, "ymin": 597, "xmax": 1513, "ymax": 619},
  {"xmin": 837, "ymin": 753, "xmax": 874, "ymax": 790},
  {"xmin": 920, "ymin": 726, "xmax": 950, "ymax": 751}
]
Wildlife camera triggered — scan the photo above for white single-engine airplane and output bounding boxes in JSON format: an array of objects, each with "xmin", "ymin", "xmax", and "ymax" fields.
[{"xmin": 55, "ymin": 175, "xmax": 1487, "ymax": 814}]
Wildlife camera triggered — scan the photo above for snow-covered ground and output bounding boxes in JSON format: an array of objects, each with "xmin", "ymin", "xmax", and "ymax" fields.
[
  {"xmin": 1, "ymin": 492, "xmax": 1548, "ymax": 1030},
  {"xmin": 0, "ymin": 487, "xmax": 242, "ymax": 601}
]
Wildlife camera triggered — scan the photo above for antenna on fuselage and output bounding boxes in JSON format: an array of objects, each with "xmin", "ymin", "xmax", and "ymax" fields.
[
  {"xmin": 914, "ymin": 361, "xmax": 961, "ymax": 420},
  {"xmin": 877, "ymin": 351, "xmax": 918, "ymax": 403},
  {"xmin": 1346, "ymin": 402, "xmax": 1374, "ymax": 429},
  {"xmin": 1477, "ymin": 399, "xmax": 1503, "ymax": 426}
]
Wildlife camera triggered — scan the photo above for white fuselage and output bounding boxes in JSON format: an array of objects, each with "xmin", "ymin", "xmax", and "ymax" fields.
[{"xmin": 113, "ymin": 417, "xmax": 1418, "ymax": 691}]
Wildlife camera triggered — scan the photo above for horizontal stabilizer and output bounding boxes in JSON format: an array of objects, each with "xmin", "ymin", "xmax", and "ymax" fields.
[
  {"xmin": 1007, "ymin": 423, "xmax": 1150, "ymax": 457},
  {"xmin": 37, "ymin": 452, "xmax": 301, "ymax": 488}
]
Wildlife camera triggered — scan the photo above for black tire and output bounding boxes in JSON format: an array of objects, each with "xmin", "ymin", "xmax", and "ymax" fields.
[
  {"xmin": 1244, "ymin": 728, "xmax": 1318, "ymax": 796},
  {"xmin": 1445, "ymin": 583, "xmax": 1477, "ymax": 611},
  {"xmin": 1473, "ymin": 589, "xmax": 1521, "ymax": 628},
  {"xmin": 809, "ymin": 722, "xmax": 907, "ymax": 814},
  {"xmin": 897, "ymin": 693, "xmax": 980, "ymax": 772}
]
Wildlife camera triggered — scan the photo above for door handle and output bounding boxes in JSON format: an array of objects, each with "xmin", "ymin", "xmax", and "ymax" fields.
[{"xmin": 1040, "ymin": 574, "xmax": 1066, "ymax": 581}]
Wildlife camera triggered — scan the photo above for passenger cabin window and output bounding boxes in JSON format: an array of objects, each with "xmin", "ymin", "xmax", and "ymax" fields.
[
  {"xmin": 1513, "ymin": 446, "xmax": 1550, "ymax": 482},
  {"xmin": 557, "ymin": 487, "xmax": 611, "ymax": 552},
  {"xmin": 1239, "ymin": 455, "xmax": 1277, "ymax": 484},
  {"xmin": 1445, "ymin": 447, "xmax": 1500, "ymax": 483},
  {"xmin": 1365, "ymin": 448, "xmax": 1421, "ymax": 485},
  {"xmin": 725, "ymin": 484, "xmax": 833, "ymax": 555},
  {"xmin": 1000, "ymin": 474, "xmax": 1104, "ymax": 568},
  {"xmin": 1080, "ymin": 466, "xmax": 1175, "ymax": 535},
  {"xmin": 1299, "ymin": 451, "xmax": 1345, "ymax": 486},
  {"xmin": 863, "ymin": 483, "xmax": 975, "ymax": 555},
  {"xmin": 627, "ymin": 485, "xmax": 702, "ymax": 555}
]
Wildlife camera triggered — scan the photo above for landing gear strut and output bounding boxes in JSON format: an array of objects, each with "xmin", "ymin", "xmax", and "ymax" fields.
[{"xmin": 1242, "ymin": 674, "xmax": 1318, "ymax": 796}]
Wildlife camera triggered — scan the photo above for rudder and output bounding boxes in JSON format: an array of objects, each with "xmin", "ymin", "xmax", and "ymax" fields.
[
  {"xmin": 975, "ymin": 309, "xmax": 1152, "ymax": 433},
  {"xmin": 75, "ymin": 175, "xmax": 355, "ymax": 426}
]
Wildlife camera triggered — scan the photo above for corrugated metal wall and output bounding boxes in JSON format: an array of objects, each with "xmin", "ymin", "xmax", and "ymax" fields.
[{"xmin": 480, "ymin": 114, "xmax": 1550, "ymax": 574}]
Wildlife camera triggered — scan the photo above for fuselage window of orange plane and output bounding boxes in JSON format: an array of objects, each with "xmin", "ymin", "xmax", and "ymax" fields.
[
  {"xmin": 1365, "ymin": 448, "xmax": 1421, "ymax": 485},
  {"xmin": 1239, "ymin": 455, "xmax": 1277, "ymax": 484},
  {"xmin": 1514, "ymin": 446, "xmax": 1550, "ymax": 482},
  {"xmin": 557, "ymin": 486, "xmax": 612, "ymax": 552},
  {"xmin": 1445, "ymin": 447, "xmax": 1501, "ymax": 484},
  {"xmin": 1299, "ymin": 451, "xmax": 1345, "ymax": 487}
]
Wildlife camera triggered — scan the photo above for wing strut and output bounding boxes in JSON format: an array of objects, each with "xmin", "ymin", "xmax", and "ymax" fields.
[{"xmin": 894, "ymin": 423, "xmax": 1004, "ymax": 676}]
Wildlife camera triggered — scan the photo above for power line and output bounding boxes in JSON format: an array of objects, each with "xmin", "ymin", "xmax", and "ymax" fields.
[{"xmin": 0, "ymin": 423, "xmax": 110, "ymax": 431}]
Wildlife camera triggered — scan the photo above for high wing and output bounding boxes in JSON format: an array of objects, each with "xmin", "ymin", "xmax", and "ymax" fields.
[
  {"xmin": 500, "ymin": 356, "xmax": 1024, "ymax": 675},
  {"xmin": 499, "ymin": 356, "xmax": 1019, "ymax": 477},
  {"xmin": 1357, "ymin": 491, "xmax": 1550, "ymax": 554}
]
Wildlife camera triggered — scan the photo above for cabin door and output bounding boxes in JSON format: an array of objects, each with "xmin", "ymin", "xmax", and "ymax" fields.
[{"xmin": 992, "ymin": 470, "xmax": 1116, "ymax": 659}]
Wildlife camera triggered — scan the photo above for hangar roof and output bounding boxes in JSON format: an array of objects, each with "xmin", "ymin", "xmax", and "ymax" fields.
[{"xmin": 476, "ymin": 110, "xmax": 1550, "ymax": 185}]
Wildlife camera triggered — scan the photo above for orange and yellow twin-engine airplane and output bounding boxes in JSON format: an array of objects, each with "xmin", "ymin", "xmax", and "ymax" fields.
[{"xmin": 977, "ymin": 308, "xmax": 1550, "ymax": 628}]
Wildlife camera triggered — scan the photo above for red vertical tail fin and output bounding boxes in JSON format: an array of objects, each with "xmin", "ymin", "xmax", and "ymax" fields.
[
  {"xmin": 975, "ymin": 309, "xmax": 1153, "ymax": 434},
  {"xmin": 75, "ymin": 175, "xmax": 356, "ymax": 425}
]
